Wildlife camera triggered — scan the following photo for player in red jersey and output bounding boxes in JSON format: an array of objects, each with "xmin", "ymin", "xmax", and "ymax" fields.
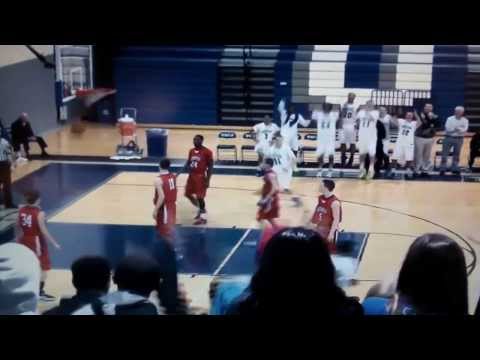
[
  {"xmin": 309, "ymin": 179, "xmax": 342, "ymax": 252},
  {"xmin": 178, "ymin": 135, "xmax": 214, "ymax": 225},
  {"xmin": 16, "ymin": 190, "xmax": 61, "ymax": 302},
  {"xmin": 153, "ymin": 158, "xmax": 177, "ymax": 242},
  {"xmin": 256, "ymin": 158, "xmax": 281, "ymax": 229}
]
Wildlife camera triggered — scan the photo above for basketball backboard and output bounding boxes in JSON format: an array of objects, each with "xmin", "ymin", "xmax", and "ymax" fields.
[{"xmin": 55, "ymin": 45, "xmax": 93, "ymax": 103}]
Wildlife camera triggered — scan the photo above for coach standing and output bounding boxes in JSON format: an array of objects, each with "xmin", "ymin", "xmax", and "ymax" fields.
[
  {"xmin": 439, "ymin": 106, "xmax": 469, "ymax": 176},
  {"xmin": 414, "ymin": 103, "xmax": 439, "ymax": 176},
  {"xmin": 0, "ymin": 135, "xmax": 15, "ymax": 208}
]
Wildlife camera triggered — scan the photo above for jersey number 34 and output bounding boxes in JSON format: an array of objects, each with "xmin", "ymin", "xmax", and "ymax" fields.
[{"xmin": 20, "ymin": 213, "xmax": 32, "ymax": 228}]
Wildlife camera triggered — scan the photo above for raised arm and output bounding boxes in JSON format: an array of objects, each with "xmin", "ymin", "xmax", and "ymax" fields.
[
  {"xmin": 277, "ymin": 99, "xmax": 286, "ymax": 114},
  {"xmin": 413, "ymin": 109, "xmax": 422, "ymax": 123},
  {"xmin": 277, "ymin": 99, "xmax": 287, "ymax": 125},
  {"xmin": 298, "ymin": 113, "xmax": 311, "ymax": 127}
]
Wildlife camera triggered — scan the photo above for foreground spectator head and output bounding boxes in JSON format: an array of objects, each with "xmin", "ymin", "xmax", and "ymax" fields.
[
  {"xmin": 397, "ymin": 233, "xmax": 468, "ymax": 315},
  {"xmin": 72, "ymin": 256, "xmax": 111, "ymax": 293},
  {"xmin": 232, "ymin": 227, "xmax": 363, "ymax": 315},
  {"xmin": 0, "ymin": 243, "xmax": 40, "ymax": 315},
  {"xmin": 113, "ymin": 255, "xmax": 161, "ymax": 298}
]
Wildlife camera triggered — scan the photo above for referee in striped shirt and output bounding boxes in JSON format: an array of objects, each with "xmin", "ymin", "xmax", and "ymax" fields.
[{"xmin": 0, "ymin": 134, "xmax": 15, "ymax": 209}]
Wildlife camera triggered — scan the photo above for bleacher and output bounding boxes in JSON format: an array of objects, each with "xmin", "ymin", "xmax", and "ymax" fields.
[{"xmin": 111, "ymin": 45, "xmax": 480, "ymax": 131}]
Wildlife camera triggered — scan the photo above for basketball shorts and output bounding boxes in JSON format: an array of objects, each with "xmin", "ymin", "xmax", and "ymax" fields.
[
  {"xmin": 185, "ymin": 174, "xmax": 208, "ymax": 199},
  {"xmin": 255, "ymin": 142, "xmax": 269, "ymax": 156},
  {"xmin": 316, "ymin": 138, "xmax": 336, "ymax": 157},
  {"xmin": 283, "ymin": 133, "xmax": 299, "ymax": 152},
  {"xmin": 340, "ymin": 127, "xmax": 357, "ymax": 146},
  {"xmin": 18, "ymin": 236, "xmax": 51, "ymax": 271},
  {"xmin": 156, "ymin": 203, "xmax": 177, "ymax": 240},
  {"xmin": 273, "ymin": 166, "xmax": 293, "ymax": 190},
  {"xmin": 257, "ymin": 196, "xmax": 280, "ymax": 221},
  {"xmin": 358, "ymin": 138, "xmax": 377, "ymax": 156},
  {"xmin": 315, "ymin": 226, "xmax": 338, "ymax": 253},
  {"xmin": 393, "ymin": 142, "xmax": 414, "ymax": 162}
]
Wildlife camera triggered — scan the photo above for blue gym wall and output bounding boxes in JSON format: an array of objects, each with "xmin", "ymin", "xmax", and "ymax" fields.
[
  {"xmin": 0, "ymin": 45, "xmax": 58, "ymax": 134},
  {"xmin": 112, "ymin": 45, "xmax": 477, "ymax": 126},
  {"xmin": 114, "ymin": 46, "xmax": 222, "ymax": 125}
]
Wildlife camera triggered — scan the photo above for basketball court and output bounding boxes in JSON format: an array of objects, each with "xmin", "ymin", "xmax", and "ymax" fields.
[
  {"xmin": 6, "ymin": 124, "xmax": 479, "ymax": 314},
  {"xmin": 2, "ymin": 44, "xmax": 479, "ymax": 315}
]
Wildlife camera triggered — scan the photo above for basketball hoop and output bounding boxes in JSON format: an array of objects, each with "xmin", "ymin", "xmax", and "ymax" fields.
[{"xmin": 75, "ymin": 88, "xmax": 117, "ymax": 107}]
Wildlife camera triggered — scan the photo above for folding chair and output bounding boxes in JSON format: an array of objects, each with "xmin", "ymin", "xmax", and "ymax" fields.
[
  {"xmin": 241, "ymin": 132, "xmax": 257, "ymax": 162},
  {"xmin": 217, "ymin": 131, "xmax": 238, "ymax": 162}
]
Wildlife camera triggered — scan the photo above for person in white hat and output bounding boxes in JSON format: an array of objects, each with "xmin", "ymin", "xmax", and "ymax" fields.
[{"xmin": 0, "ymin": 243, "xmax": 41, "ymax": 315}]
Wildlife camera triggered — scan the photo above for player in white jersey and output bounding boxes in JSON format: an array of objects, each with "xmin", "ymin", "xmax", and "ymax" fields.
[
  {"xmin": 278, "ymin": 99, "xmax": 310, "ymax": 156},
  {"xmin": 376, "ymin": 107, "xmax": 393, "ymax": 175},
  {"xmin": 340, "ymin": 93, "xmax": 360, "ymax": 168},
  {"xmin": 356, "ymin": 101, "xmax": 379, "ymax": 180},
  {"xmin": 267, "ymin": 134, "xmax": 297, "ymax": 193},
  {"xmin": 311, "ymin": 102, "xmax": 339, "ymax": 178},
  {"xmin": 253, "ymin": 115, "xmax": 280, "ymax": 167},
  {"xmin": 390, "ymin": 111, "xmax": 418, "ymax": 178}
]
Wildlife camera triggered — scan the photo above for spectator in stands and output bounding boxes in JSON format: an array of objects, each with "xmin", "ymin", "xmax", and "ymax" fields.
[
  {"xmin": 73, "ymin": 255, "xmax": 162, "ymax": 315},
  {"xmin": 11, "ymin": 113, "xmax": 49, "ymax": 160},
  {"xmin": 43, "ymin": 256, "xmax": 111, "ymax": 315},
  {"xmin": 226, "ymin": 227, "xmax": 364, "ymax": 315},
  {"xmin": 373, "ymin": 107, "xmax": 389, "ymax": 177},
  {"xmin": 469, "ymin": 130, "xmax": 480, "ymax": 170},
  {"xmin": 363, "ymin": 233, "xmax": 468, "ymax": 315},
  {"xmin": 439, "ymin": 106, "xmax": 469, "ymax": 175},
  {"xmin": 0, "ymin": 243, "xmax": 41, "ymax": 315},
  {"xmin": 414, "ymin": 103, "xmax": 439, "ymax": 176}
]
